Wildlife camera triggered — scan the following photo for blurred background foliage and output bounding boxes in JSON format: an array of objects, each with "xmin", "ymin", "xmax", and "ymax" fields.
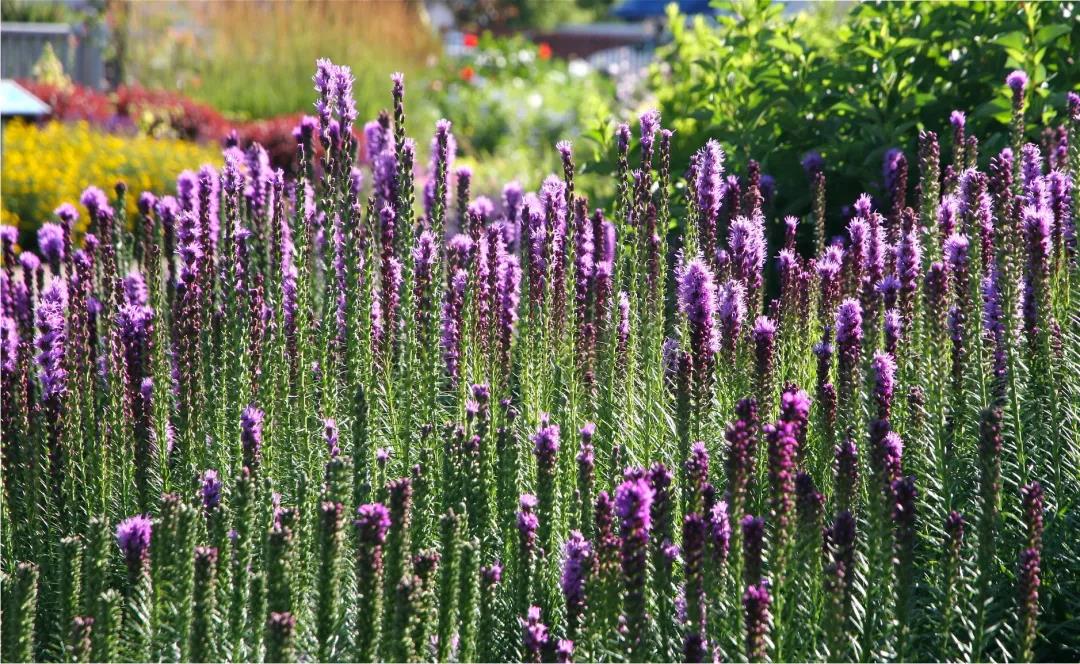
[
  {"xmin": 1, "ymin": 120, "xmax": 221, "ymax": 233},
  {"xmin": 648, "ymin": 0, "xmax": 1079, "ymax": 236},
  {"xmin": 121, "ymin": 0, "xmax": 439, "ymax": 123},
  {"xmin": 3, "ymin": 0, "xmax": 1078, "ymax": 242}
]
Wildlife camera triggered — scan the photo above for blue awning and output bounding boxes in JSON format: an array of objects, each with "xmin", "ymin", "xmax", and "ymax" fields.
[
  {"xmin": 0, "ymin": 80, "xmax": 51, "ymax": 117},
  {"xmin": 611, "ymin": 0, "xmax": 719, "ymax": 20}
]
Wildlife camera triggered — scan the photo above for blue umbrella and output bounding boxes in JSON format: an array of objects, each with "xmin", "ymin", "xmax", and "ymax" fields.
[{"xmin": 611, "ymin": 0, "xmax": 719, "ymax": 20}]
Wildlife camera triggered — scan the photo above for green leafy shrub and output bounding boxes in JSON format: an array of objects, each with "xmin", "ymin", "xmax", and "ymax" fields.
[{"xmin": 652, "ymin": 0, "xmax": 1079, "ymax": 231}]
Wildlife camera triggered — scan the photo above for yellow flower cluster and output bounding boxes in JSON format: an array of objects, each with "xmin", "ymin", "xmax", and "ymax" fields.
[{"xmin": 2, "ymin": 120, "xmax": 221, "ymax": 235}]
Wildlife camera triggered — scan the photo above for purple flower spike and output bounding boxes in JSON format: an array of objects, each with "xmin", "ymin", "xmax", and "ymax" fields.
[
  {"xmin": 355, "ymin": 503, "xmax": 392, "ymax": 545},
  {"xmin": 201, "ymin": 469, "xmax": 222, "ymax": 511},
  {"xmin": 741, "ymin": 514, "xmax": 765, "ymax": 583},
  {"xmin": 523, "ymin": 605, "xmax": 549, "ymax": 662},
  {"xmin": 37, "ymin": 223, "xmax": 65, "ymax": 265},
  {"xmin": 743, "ymin": 581, "xmax": 772, "ymax": 661},
  {"xmin": 870, "ymin": 351, "xmax": 896, "ymax": 419},
  {"xmin": 561, "ymin": 530, "xmax": 591, "ymax": 620},
  {"xmin": 1006, "ymin": 70, "xmax": 1028, "ymax": 96},
  {"xmin": 615, "ymin": 477, "xmax": 655, "ymax": 533},
  {"xmin": 678, "ymin": 258, "xmax": 719, "ymax": 387},
  {"xmin": 116, "ymin": 514, "xmax": 153, "ymax": 563},
  {"xmin": 556, "ymin": 638, "xmax": 574, "ymax": 663},
  {"xmin": 54, "ymin": 202, "xmax": 79, "ymax": 226},
  {"xmin": 533, "ymin": 420, "xmax": 560, "ymax": 463},
  {"xmin": 710, "ymin": 500, "xmax": 732, "ymax": 562},
  {"xmin": 18, "ymin": 251, "xmax": 39, "ymax": 277},
  {"xmin": 694, "ymin": 140, "xmax": 725, "ymax": 247},
  {"xmin": 35, "ymin": 281, "xmax": 67, "ymax": 401}
]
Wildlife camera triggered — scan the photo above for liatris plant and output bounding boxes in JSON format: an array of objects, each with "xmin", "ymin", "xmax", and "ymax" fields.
[{"xmin": 2, "ymin": 60, "xmax": 1078, "ymax": 664}]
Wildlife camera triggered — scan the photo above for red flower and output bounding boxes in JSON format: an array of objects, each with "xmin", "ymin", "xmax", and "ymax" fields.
[
  {"xmin": 460, "ymin": 66, "xmax": 475, "ymax": 82},
  {"xmin": 463, "ymin": 33, "xmax": 479, "ymax": 48},
  {"xmin": 538, "ymin": 42, "xmax": 552, "ymax": 60}
]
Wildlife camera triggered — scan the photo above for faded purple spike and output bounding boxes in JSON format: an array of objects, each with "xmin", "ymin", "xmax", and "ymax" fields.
[
  {"xmin": 241, "ymin": 404, "xmax": 264, "ymax": 468},
  {"xmin": 801, "ymin": 151, "xmax": 824, "ymax": 175},
  {"xmin": 741, "ymin": 515, "xmax": 765, "ymax": 582},
  {"xmin": 324, "ymin": 418, "xmax": 340, "ymax": 458}
]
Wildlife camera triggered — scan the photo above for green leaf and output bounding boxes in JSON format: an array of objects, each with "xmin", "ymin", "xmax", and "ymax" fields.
[
  {"xmin": 1035, "ymin": 24, "xmax": 1071, "ymax": 45},
  {"xmin": 991, "ymin": 30, "xmax": 1028, "ymax": 51}
]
